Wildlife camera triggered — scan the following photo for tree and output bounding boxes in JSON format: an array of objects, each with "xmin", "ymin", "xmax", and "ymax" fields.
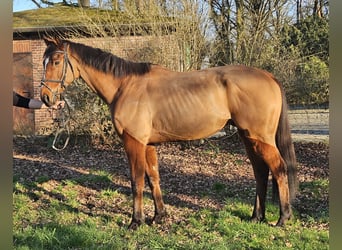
[
  {"xmin": 296, "ymin": 0, "xmax": 329, "ymax": 23},
  {"xmin": 208, "ymin": 0, "xmax": 291, "ymax": 66},
  {"xmin": 283, "ymin": 16, "xmax": 328, "ymax": 63},
  {"xmin": 208, "ymin": 0, "xmax": 329, "ymax": 105},
  {"xmin": 281, "ymin": 14, "xmax": 329, "ymax": 105}
]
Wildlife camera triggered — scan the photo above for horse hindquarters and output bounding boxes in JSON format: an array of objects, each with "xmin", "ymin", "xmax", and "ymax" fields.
[
  {"xmin": 122, "ymin": 132, "xmax": 166, "ymax": 229},
  {"xmin": 238, "ymin": 87, "xmax": 297, "ymax": 226}
]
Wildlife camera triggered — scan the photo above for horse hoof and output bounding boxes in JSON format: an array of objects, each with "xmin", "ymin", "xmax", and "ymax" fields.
[
  {"xmin": 153, "ymin": 211, "xmax": 168, "ymax": 224},
  {"xmin": 275, "ymin": 213, "xmax": 291, "ymax": 227},
  {"xmin": 128, "ymin": 220, "xmax": 143, "ymax": 230},
  {"xmin": 275, "ymin": 221, "xmax": 285, "ymax": 227},
  {"xmin": 275, "ymin": 218, "xmax": 287, "ymax": 227},
  {"xmin": 250, "ymin": 216, "xmax": 265, "ymax": 224}
]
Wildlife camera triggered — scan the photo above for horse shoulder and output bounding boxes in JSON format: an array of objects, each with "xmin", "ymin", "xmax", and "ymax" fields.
[{"xmin": 111, "ymin": 78, "xmax": 153, "ymax": 144}]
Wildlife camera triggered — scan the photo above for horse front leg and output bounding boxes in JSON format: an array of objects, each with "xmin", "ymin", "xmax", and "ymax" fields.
[
  {"xmin": 145, "ymin": 145, "xmax": 167, "ymax": 224},
  {"xmin": 123, "ymin": 132, "xmax": 147, "ymax": 230}
]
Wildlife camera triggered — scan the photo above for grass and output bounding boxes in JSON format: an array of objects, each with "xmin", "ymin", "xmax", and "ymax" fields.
[{"xmin": 13, "ymin": 171, "xmax": 329, "ymax": 250}]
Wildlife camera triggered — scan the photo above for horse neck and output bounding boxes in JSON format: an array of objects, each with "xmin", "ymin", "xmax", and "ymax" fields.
[{"xmin": 77, "ymin": 63, "xmax": 122, "ymax": 105}]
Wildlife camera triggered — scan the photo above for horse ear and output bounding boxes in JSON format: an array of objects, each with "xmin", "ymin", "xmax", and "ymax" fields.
[{"xmin": 43, "ymin": 36, "xmax": 62, "ymax": 47}]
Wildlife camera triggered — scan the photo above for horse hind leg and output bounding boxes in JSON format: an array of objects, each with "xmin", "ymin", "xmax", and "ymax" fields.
[
  {"xmin": 251, "ymin": 158, "xmax": 269, "ymax": 223},
  {"xmin": 145, "ymin": 145, "xmax": 167, "ymax": 224},
  {"xmin": 241, "ymin": 135, "xmax": 269, "ymax": 223},
  {"xmin": 244, "ymin": 136, "xmax": 292, "ymax": 226}
]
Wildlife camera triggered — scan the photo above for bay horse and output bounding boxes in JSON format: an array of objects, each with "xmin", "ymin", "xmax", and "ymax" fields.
[{"xmin": 40, "ymin": 37, "xmax": 297, "ymax": 229}]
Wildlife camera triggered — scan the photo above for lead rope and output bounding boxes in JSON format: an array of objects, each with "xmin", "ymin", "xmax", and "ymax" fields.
[{"xmin": 51, "ymin": 96, "xmax": 71, "ymax": 151}]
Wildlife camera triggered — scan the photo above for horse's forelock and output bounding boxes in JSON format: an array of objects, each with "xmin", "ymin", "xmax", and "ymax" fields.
[
  {"xmin": 43, "ymin": 38, "xmax": 68, "ymax": 59},
  {"xmin": 43, "ymin": 43, "xmax": 58, "ymax": 59}
]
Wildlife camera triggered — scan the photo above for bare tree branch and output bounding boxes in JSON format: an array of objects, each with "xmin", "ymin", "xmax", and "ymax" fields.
[
  {"xmin": 39, "ymin": 0, "xmax": 58, "ymax": 6},
  {"xmin": 31, "ymin": 0, "xmax": 42, "ymax": 8}
]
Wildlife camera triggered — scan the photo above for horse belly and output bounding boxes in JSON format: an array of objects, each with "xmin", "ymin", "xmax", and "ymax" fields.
[{"xmin": 151, "ymin": 95, "xmax": 230, "ymax": 142}]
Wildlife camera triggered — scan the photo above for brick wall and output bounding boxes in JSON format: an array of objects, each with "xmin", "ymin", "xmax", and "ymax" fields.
[
  {"xmin": 13, "ymin": 40, "xmax": 31, "ymax": 53},
  {"xmin": 32, "ymin": 40, "xmax": 53, "ymax": 131}
]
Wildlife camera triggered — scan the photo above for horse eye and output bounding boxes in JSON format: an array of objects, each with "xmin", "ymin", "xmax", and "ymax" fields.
[{"xmin": 54, "ymin": 61, "xmax": 60, "ymax": 66}]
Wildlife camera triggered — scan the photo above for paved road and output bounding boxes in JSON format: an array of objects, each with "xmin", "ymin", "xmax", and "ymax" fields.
[{"xmin": 288, "ymin": 109, "xmax": 329, "ymax": 143}]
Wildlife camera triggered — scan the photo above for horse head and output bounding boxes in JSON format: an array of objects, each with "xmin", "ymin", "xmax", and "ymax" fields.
[{"xmin": 40, "ymin": 36, "xmax": 77, "ymax": 107}]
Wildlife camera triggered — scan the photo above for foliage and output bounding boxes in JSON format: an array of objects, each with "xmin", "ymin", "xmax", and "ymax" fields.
[
  {"xmin": 282, "ymin": 16, "xmax": 329, "ymax": 64},
  {"xmin": 208, "ymin": 0, "xmax": 329, "ymax": 106},
  {"xmin": 63, "ymin": 79, "xmax": 118, "ymax": 146},
  {"xmin": 281, "ymin": 16, "xmax": 329, "ymax": 105},
  {"xmin": 294, "ymin": 56, "xmax": 329, "ymax": 105}
]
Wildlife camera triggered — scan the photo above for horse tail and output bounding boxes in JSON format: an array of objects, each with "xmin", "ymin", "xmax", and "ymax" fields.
[{"xmin": 274, "ymin": 80, "xmax": 298, "ymax": 202}]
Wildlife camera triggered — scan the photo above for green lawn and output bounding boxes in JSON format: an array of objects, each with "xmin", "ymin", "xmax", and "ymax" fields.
[{"xmin": 13, "ymin": 173, "xmax": 328, "ymax": 250}]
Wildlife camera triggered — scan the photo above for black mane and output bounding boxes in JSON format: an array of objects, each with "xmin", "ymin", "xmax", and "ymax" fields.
[{"xmin": 67, "ymin": 40, "xmax": 152, "ymax": 77}]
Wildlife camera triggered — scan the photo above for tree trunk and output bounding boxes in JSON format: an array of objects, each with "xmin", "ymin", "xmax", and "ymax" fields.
[
  {"xmin": 313, "ymin": 0, "xmax": 323, "ymax": 18},
  {"xmin": 235, "ymin": 0, "xmax": 244, "ymax": 63},
  {"xmin": 296, "ymin": 0, "xmax": 302, "ymax": 23}
]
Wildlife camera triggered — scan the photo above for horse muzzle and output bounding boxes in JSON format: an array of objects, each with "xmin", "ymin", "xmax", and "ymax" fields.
[
  {"xmin": 41, "ymin": 93, "xmax": 53, "ymax": 107},
  {"xmin": 40, "ymin": 83, "xmax": 61, "ymax": 107}
]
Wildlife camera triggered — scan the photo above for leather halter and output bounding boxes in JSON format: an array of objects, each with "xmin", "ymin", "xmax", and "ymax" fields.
[{"xmin": 40, "ymin": 43, "xmax": 75, "ymax": 99}]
